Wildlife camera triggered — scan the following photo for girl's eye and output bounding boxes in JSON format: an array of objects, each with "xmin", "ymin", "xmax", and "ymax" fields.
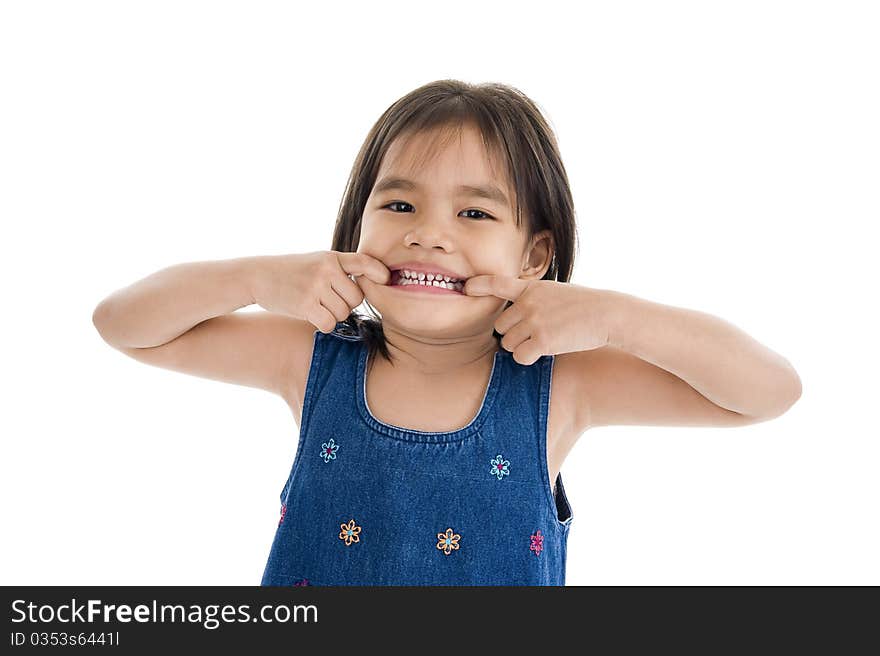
[
  {"xmin": 383, "ymin": 201, "xmax": 413, "ymax": 213},
  {"xmin": 381, "ymin": 201, "xmax": 494, "ymax": 220},
  {"xmin": 461, "ymin": 208, "xmax": 492, "ymax": 220}
]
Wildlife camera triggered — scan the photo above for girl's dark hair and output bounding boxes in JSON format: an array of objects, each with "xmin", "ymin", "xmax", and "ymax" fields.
[{"xmin": 331, "ymin": 79, "xmax": 579, "ymax": 368}]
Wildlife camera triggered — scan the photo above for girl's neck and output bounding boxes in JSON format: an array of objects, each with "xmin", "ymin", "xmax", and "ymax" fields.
[{"xmin": 374, "ymin": 326, "xmax": 499, "ymax": 377}]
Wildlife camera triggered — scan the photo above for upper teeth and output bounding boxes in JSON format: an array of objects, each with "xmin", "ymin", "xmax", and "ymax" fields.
[{"xmin": 398, "ymin": 269, "xmax": 463, "ymax": 290}]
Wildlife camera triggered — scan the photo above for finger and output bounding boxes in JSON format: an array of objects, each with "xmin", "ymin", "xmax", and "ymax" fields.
[
  {"xmin": 499, "ymin": 319, "xmax": 532, "ymax": 354},
  {"xmin": 320, "ymin": 286, "xmax": 355, "ymax": 323},
  {"xmin": 307, "ymin": 304, "xmax": 338, "ymax": 334},
  {"xmin": 337, "ymin": 251, "xmax": 392, "ymax": 286},
  {"xmin": 493, "ymin": 303, "xmax": 524, "ymax": 335},
  {"xmin": 512, "ymin": 337, "xmax": 543, "ymax": 366},
  {"xmin": 464, "ymin": 274, "xmax": 529, "ymax": 301},
  {"xmin": 329, "ymin": 273, "xmax": 366, "ymax": 312}
]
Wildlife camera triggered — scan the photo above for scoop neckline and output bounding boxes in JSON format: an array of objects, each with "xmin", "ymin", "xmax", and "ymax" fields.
[{"xmin": 355, "ymin": 341, "xmax": 503, "ymax": 443}]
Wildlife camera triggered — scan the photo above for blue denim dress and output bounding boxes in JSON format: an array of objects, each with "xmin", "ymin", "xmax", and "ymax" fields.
[{"xmin": 260, "ymin": 323, "xmax": 574, "ymax": 586}]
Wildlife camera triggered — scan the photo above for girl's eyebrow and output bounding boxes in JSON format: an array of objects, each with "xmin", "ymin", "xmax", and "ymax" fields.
[{"xmin": 373, "ymin": 176, "xmax": 510, "ymax": 209}]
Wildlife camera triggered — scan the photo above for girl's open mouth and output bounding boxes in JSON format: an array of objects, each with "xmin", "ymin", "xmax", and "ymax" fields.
[{"xmin": 389, "ymin": 270, "xmax": 465, "ymax": 295}]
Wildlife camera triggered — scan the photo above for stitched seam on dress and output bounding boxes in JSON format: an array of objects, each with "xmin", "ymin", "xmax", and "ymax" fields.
[
  {"xmin": 540, "ymin": 354, "xmax": 574, "ymax": 533},
  {"xmin": 282, "ymin": 330, "xmax": 326, "ymax": 502},
  {"xmin": 328, "ymin": 461, "xmax": 547, "ymax": 490}
]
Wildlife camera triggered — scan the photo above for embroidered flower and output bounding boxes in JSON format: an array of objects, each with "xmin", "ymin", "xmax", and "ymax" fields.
[
  {"xmin": 320, "ymin": 438, "xmax": 339, "ymax": 463},
  {"xmin": 436, "ymin": 528, "xmax": 461, "ymax": 555},
  {"xmin": 292, "ymin": 578, "xmax": 309, "ymax": 586},
  {"xmin": 339, "ymin": 519, "xmax": 362, "ymax": 546},
  {"xmin": 278, "ymin": 503, "xmax": 287, "ymax": 526},
  {"xmin": 530, "ymin": 530, "xmax": 544, "ymax": 556},
  {"xmin": 489, "ymin": 454, "xmax": 510, "ymax": 480}
]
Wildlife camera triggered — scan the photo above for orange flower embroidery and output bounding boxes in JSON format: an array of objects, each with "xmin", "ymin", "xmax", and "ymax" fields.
[
  {"xmin": 436, "ymin": 528, "xmax": 461, "ymax": 555},
  {"xmin": 339, "ymin": 519, "xmax": 362, "ymax": 546}
]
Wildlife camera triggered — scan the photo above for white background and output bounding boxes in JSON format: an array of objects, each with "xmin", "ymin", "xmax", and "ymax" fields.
[{"xmin": 2, "ymin": 0, "xmax": 877, "ymax": 585}]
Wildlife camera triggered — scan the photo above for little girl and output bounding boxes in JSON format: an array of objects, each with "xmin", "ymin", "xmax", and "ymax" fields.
[{"xmin": 93, "ymin": 79, "xmax": 802, "ymax": 586}]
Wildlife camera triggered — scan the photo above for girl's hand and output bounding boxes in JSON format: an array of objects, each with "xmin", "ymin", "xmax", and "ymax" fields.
[
  {"xmin": 464, "ymin": 276, "xmax": 615, "ymax": 365},
  {"xmin": 252, "ymin": 251, "xmax": 390, "ymax": 333}
]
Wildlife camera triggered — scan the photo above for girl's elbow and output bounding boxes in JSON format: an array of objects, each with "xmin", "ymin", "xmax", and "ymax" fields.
[
  {"xmin": 783, "ymin": 364, "xmax": 803, "ymax": 410},
  {"xmin": 765, "ymin": 373, "xmax": 802, "ymax": 420}
]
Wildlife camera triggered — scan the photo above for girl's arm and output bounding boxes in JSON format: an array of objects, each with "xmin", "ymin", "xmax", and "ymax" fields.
[
  {"xmin": 91, "ymin": 256, "xmax": 316, "ymax": 402},
  {"xmin": 92, "ymin": 256, "xmax": 262, "ymax": 348},
  {"xmin": 598, "ymin": 289, "xmax": 802, "ymax": 421},
  {"xmin": 463, "ymin": 275, "xmax": 801, "ymax": 431}
]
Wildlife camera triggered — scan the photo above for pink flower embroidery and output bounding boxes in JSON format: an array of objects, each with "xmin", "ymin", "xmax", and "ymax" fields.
[
  {"xmin": 279, "ymin": 503, "xmax": 287, "ymax": 526},
  {"xmin": 292, "ymin": 578, "xmax": 309, "ymax": 586},
  {"xmin": 530, "ymin": 530, "xmax": 544, "ymax": 556}
]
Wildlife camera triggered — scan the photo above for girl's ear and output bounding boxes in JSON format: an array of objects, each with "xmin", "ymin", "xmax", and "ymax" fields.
[{"xmin": 522, "ymin": 230, "xmax": 554, "ymax": 280}]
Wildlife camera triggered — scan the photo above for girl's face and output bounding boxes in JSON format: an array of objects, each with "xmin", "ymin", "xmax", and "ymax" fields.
[{"xmin": 357, "ymin": 123, "xmax": 551, "ymax": 340}]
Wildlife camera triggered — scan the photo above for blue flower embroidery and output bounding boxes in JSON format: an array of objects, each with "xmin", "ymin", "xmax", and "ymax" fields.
[
  {"xmin": 320, "ymin": 438, "xmax": 339, "ymax": 463},
  {"xmin": 489, "ymin": 454, "xmax": 510, "ymax": 480}
]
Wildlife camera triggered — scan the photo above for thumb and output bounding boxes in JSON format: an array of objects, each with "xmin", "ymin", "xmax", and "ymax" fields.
[
  {"xmin": 464, "ymin": 274, "xmax": 528, "ymax": 300},
  {"xmin": 463, "ymin": 274, "xmax": 497, "ymax": 297},
  {"xmin": 338, "ymin": 252, "xmax": 391, "ymax": 285}
]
